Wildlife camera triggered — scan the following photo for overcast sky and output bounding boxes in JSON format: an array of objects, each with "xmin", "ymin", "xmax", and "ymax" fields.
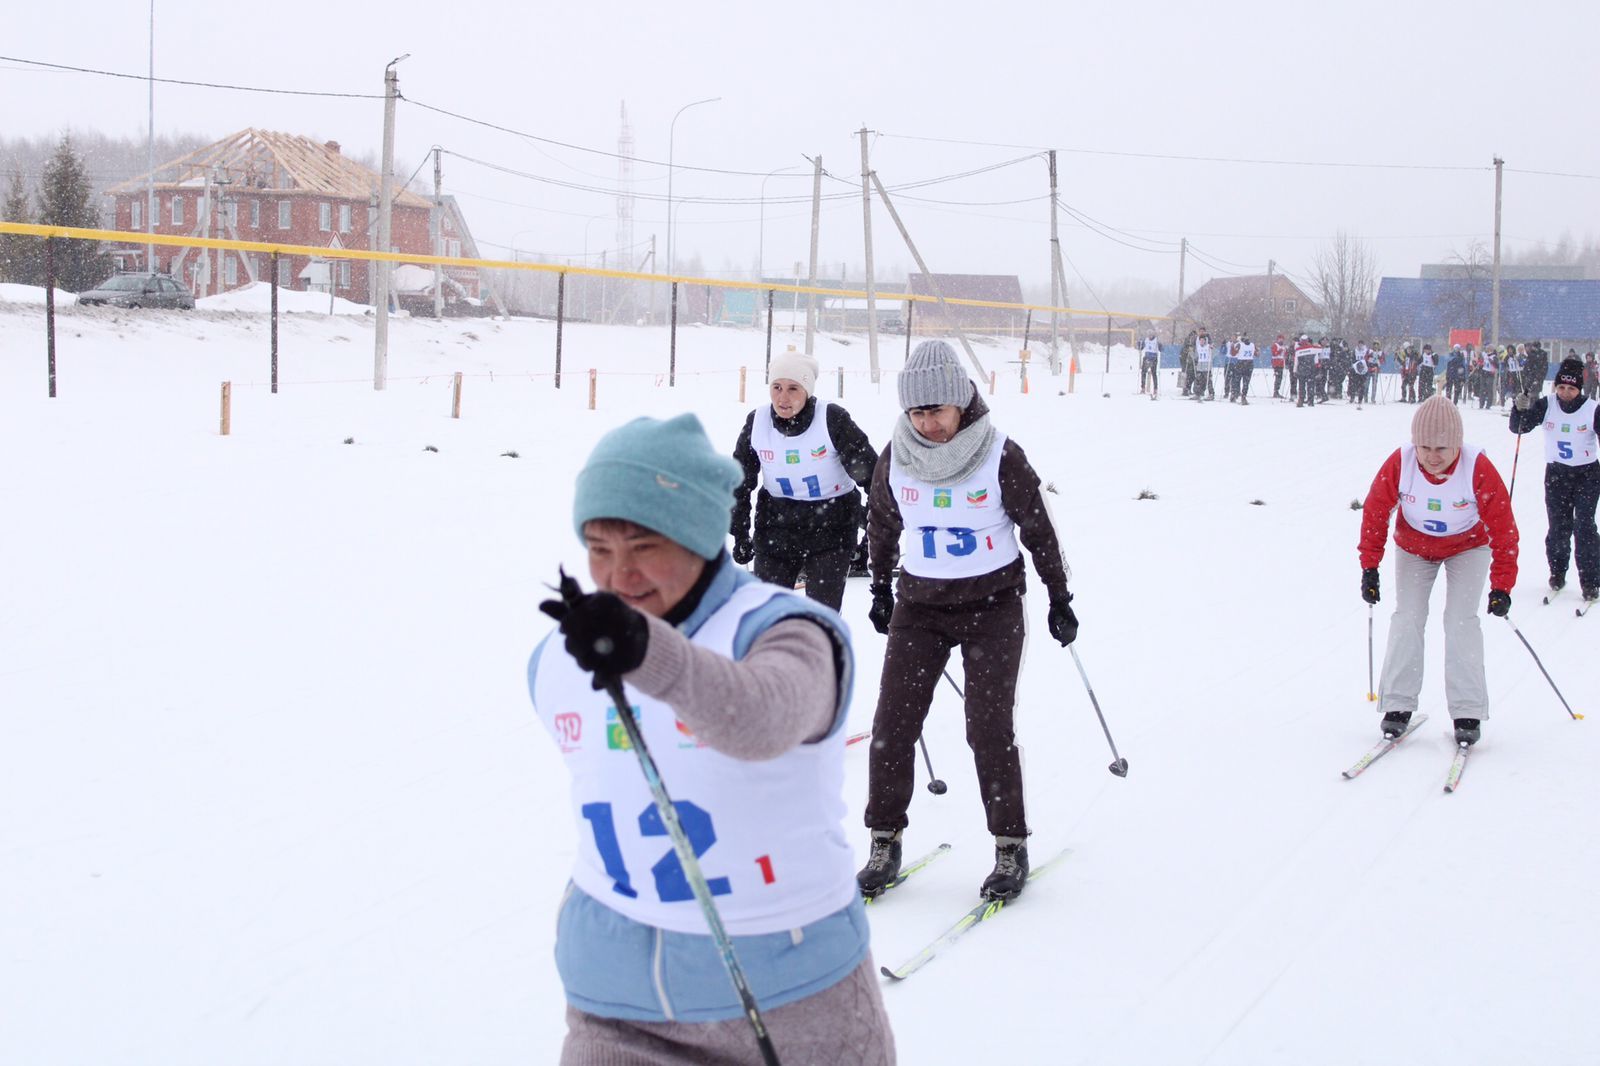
[{"xmin": 6, "ymin": 0, "xmax": 1597, "ymax": 309}]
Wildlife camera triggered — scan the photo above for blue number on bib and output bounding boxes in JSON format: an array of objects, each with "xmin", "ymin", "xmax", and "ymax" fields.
[
  {"xmin": 918, "ymin": 526, "xmax": 979, "ymax": 558},
  {"xmin": 1423, "ymin": 519, "xmax": 1448, "ymax": 534},
  {"xmin": 581, "ymin": 800, "xmax": 729, "ymax": 902},
  {"xmin": 777, "ymin": 476, "xmax": 822, "ymax": 498},
  {"xmin": 1558, "ymin": 441, "xmax": 1574, "ymax": 460},
  {"xmin": 581, "ymin": 802, "xmax": 639, "ymax": 898},
  {"xmin": 640, "ymin": 800, "xmax": 732, "ymax": 901}
]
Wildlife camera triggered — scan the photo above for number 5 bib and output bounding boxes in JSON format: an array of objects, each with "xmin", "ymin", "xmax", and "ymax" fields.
[{"xmin": 889, "ymin": 433, "xmax": 1021, "ymax": 579}]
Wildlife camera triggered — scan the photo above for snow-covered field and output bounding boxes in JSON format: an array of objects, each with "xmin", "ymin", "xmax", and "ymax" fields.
[{"xmin": 2, "ymin": 295, "xmax": 1595, "ymax": 1065}]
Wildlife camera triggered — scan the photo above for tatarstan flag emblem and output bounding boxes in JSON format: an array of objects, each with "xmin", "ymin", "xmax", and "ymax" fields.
[
  {"xmin": 810, "ymin": 445, "xmax": 828, "ymax": 458},
  {"xmin": 967, "ymin": 489, "xmax": 988, "ymax": 505}
]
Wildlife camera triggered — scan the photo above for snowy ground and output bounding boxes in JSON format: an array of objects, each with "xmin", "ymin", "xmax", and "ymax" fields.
[{"xmin": 2, "ymin": 296, "xmax": 1596, "ymax": 1065}]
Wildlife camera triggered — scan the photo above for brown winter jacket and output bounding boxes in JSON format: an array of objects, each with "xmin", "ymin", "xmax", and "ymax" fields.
[{"xmin": 867, "ymin": 390, "xmax": 1072, "ymax": 608}]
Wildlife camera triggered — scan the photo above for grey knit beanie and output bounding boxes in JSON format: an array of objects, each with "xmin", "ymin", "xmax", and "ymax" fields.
[{"xmin": 898, "ymin": 340, "xmax": 973, "ymax": 410}]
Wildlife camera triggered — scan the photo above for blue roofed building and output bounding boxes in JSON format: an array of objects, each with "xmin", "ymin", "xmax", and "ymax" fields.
[{"xmin": 1372, "ymin": 264, "xmax": 1600, "ymax": 350}]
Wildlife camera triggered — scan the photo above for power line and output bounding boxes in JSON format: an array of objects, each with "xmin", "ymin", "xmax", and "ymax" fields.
[
  {"xmin": 880, "ymin": 130, "xmax": 1491, "ymax": 173},
  {"xmin": 0, "ymin": 53, "xmax": 381, "ymax": 99}
]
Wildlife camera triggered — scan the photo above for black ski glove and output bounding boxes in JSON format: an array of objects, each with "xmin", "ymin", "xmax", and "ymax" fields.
[
  {"xmin": 868, "ymin": 585, "xmax": 895, "ymax": 635},
  {"xmin": 1361, "ymin": 568, "xmax": 1380, "ymax": 605},
  {"xmin": 1047, "ymin": 593, "xmax": 1079, "ymax": 646},
  {"xmin": 1514, "ymin": 392, "xmax": 1531, "ymax": 411},
  {"xmin": 540, "ymin": 581, "xmax": 650, "ymax": 688},
  {"xmin": 1487, "ymin": 588, "xmax": 1511, "ymax": 617},
  {"xmin": 731, "ymin": 529, "xmax": 755, "ymax": 566}
]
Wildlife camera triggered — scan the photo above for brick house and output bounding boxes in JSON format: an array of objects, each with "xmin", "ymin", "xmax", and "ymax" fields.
[{"xmin": 105, "ymin": 128, "xmax": 479, "ymax": 304}]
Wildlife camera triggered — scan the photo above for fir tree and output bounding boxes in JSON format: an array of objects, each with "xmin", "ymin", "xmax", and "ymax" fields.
[
  {"xmin": 36, "ymin": 135, "xmax": 110, "ymax": 292},
  {"xmin": 0, "ymin": 167, "xmax": 39, "ymax": 285}
]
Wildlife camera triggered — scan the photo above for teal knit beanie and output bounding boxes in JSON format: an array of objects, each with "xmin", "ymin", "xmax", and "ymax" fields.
[{"xmin": 572, "ymin": 413, "xmax": 741, "ymax": 559}]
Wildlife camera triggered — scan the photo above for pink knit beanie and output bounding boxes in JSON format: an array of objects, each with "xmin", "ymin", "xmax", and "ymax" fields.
[{"xmin": 1411, "ymin": 394, "xmax": 1463, "ymax": 448}]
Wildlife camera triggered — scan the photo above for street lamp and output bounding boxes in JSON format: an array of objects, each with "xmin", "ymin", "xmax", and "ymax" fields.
[
  {"xmin": 665, "ymin": 96, "xmax": 720, "ymax": 285},
  {"xmin": 759, "ymin": 164, "xmax": 803, "ymax": 284}
]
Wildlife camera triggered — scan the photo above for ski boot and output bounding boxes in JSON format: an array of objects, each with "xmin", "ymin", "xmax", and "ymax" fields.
[
  {"xmin": 856, "ymin": 830, "xmax": 903, "ymax": 899},
  {"xmin": 1550, "ymin": 574, "xmax": 1566, "ymax": 594},
  {"xmin": 1453, "ymin": 718, "xmax": 1481, "ymax": 747},
  {"xmin": 1380, "ymin": 709, "xmax": 1413, "ymax": 738},
  {"xmin": 1582, "ymin": 586, "xmax": 1598, "ymax": 603},
  {"xmin": 979, "ymin": 836, "xmax": 1030, "ymax": 902}
]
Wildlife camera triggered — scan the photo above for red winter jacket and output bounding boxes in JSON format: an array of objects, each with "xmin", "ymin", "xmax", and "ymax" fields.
[{"xmin": 1358, "ymin": 447, "xmax": 1519, "ymax": 591}]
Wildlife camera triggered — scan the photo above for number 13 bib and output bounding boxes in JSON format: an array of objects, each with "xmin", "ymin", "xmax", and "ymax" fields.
[{"xmin": 889, "ymin": 434, "xmax": 1020, "ymax": 579}]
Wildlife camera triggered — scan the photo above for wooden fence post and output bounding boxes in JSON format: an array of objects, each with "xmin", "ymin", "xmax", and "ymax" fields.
[
  {"xmin": 837, "ymin": 365, "xmax": 844, "ymax": 398},
  {"xmin": 588, "ymin": 368, "xmax": 597, "ymax": 410},
  {"xmin": 555, "ymin": 273, "xmax": 565, "ymax": 389},
  {"xmin": 990, "ymin": 370, "xmax": 997, "ymax": 395},
  {"xmin": 452, "ymin": 371, "xmax": 463, "ymax": 418},
  {"xmin": 739, "ymin": 366, "xmax": 746, "ymax": 404},
  {"xmin": 220, "ymin": 381, "xmax": 232, "ymax": 435}
]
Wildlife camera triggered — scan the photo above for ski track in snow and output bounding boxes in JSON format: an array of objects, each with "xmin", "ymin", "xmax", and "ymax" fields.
[{"xmin": 1, "ymin": 299, "xmax": 1595, "ymax": 1065}]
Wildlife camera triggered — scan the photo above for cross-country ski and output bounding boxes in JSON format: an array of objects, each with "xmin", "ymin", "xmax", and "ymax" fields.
[{"xmin": 1342, "ymin": 715, "xmax": 1429, "ymax": 779}]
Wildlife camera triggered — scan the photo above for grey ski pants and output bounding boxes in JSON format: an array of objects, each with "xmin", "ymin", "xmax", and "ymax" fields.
[{"xmin": 1378, "ymin": 546, "xmax": 1491, "ymax": 721}]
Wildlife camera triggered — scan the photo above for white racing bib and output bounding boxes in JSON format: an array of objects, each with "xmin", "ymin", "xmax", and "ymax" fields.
[
  {"xmin": 889, "ymin": 434, "xmax": 1021, "ymax": 579},
  {"xmin": 1398, "ymin": 444, "xmax": 1483, "ymax": 537},
  {"xmin": 1542, "ymin": 398, "xmax": 1599, "ymax": 467},
  {"xmin": 532, "ymin": 582, "xmax": 855, "ymax": 936},
  {"xmin": 750, "ymin": 402, "xmax": 855, "ymax": 502}
]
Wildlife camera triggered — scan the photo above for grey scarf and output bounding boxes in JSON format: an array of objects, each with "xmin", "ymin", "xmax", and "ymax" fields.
[{"xmin": 892, "ymin": 411, "xmax": 997, "ymax": 484}]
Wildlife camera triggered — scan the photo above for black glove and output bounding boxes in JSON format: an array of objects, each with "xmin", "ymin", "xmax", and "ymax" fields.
[
  {"xmin": 732, "ymin": 530, "xmax": 755, "ymax": 566},
  {"xmin": 1514, "ymin": 391, "xmax": 1531, "ymax": 411},
  {"xmin": 1047, "ymin": 593, "xmax": 1078, "ymax": 646},
  {"xmin": 868, "ymin": 585, "xmax": 895, "ymax": 635},
  {"xmin": 1487, "ymin": 588, "xmax": 1511, "ymax": 617},
  {"xmin": 540, "ymin": 572, "xmax": 650, "ymax": 687},
  {"xmin": 1361, "ymin": 568, "xmax": 1380, "ymax": 605}
]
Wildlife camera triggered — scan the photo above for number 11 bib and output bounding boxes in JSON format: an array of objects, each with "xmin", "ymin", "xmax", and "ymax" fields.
[{"xmin": 889, "ymin": 434, "xmax": 1020, "ymax": 579}]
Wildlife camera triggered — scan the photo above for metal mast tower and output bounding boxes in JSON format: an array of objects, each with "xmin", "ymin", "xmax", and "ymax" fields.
[{"xmin": 615, "ymin": 101, "xmax": 636, "ymax": 324}]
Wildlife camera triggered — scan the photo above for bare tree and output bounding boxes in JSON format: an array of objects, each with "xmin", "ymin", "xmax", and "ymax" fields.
[
  {"xmin": 1431, "ymin": 242, "xmax": 1524, "ymax": 338},
  {"xmin": 1310, "ymin": 230, "xmax": 1377, "ymax": 340}
]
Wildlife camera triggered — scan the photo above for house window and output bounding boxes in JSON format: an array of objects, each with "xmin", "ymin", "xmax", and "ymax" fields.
[
  {"xmin": 224, "ymin": 257, "xmax": 238, "ymax": 287},
  {"xmin": 446, "ymin": 239, "xmax": 461, "ymax": 258},
  {"xmin": 338, "ymin": 204, "xmax": 351, "ymax": 233},
  {"xmin": 1284, "ymin": 298, "xmax": 1297, "ymax": 314},
  {"xmin": 338, "ymin": 261, "xmax": 351, "ymax": 288},
  {"xmin": 319, "ymin": 203, "xmax": 331, "ymax": 231},
  {"xmin": 170, "ymin": 196, "xmax": 184, "ymax": 226},
  {"xmin": 1267, "ymin": 298, "xmax": 1276, "ymax": 311},
  {"xmin": 130, "ymin": 199, "xmax": 142, "ymax": 229},
  {"xmin": 278, "ymin": 200, "xmax": 292, "ymax": 229},
  {"xmin": 251, "ymin": 200, "xmax": 261, "ymax": 228},
  {"xmin": 225, "ymin": 201, "xmax": 238, "ymax": 228},
  {"xmin": 277, "ymin": 257, "xmax": 293, "ymax": 287}
]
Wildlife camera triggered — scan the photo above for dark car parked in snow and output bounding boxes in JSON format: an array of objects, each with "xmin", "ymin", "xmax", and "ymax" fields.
[{"xmin": 76, "ymin": 272, "xmax": 195, "ymax": 310}]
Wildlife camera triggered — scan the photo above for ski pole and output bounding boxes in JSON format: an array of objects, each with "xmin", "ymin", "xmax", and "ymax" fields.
[
  {"xmin": 556, "ymin": 572, "xmax": 781, "ymax": 1066},
  {"xmin": 1508, "ymin": 423, "xmax": 1523, "ymax": 501},
  {"xmin": 1501, "ymin": 615, "xmax": 1584, "ymax": 720},
  {"xmin": 912, "ymin": 668, "xmax": 963, "ymax": 796},
  {"xmin": 1363, "ymin": 605, "xmax": 1376, "ymax": 697},
  {"xmin": 1068, "ymin": 645, "xmax": 1130, "ymax": 777}
]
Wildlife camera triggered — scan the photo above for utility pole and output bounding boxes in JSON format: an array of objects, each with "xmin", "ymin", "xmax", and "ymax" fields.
[
  {"xmin": 872, "ymin": 172, "xmax": 985, "ymax": 380},
  {"xmin": 374, "ymin": 55, "xmax": 405, "ymax": 390},
  {"xmin": 859, "ymin": 128, "xmax": 881, "ymax": 383},
  {"xmin": 1491, "ymin": 155, "xmax": 1504, "ymax": 348},
  {"xmin": 432, "ymin": 147, "xmax": 444, "ymax": 321},
  {"xmin": 1266, "ymin": 258, "xmax": 1275, "ymax": 333},
  {"xmin": 146, "ymin": 0, "xmax": 156, "ymax": 272},
  {"xmin": 1048, "ymin": 150, "xmax": 1062, "ymax": 373},
  {"xmin": 1177, "ymin": 237, "xmax": 1188, "ymax": 340},
  {"xmin": 805, "ymin": 154, "xmax": 822, "ymax": 355}
]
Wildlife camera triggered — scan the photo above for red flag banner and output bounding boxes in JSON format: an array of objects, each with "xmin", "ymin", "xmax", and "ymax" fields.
[{"xmin": 1449, "ymin": 328, "xmax": 1483, "ymax": 349}]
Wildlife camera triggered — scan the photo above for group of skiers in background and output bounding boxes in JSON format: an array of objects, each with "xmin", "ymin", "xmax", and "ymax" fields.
[{"xmin": 1161, "ymin": 330, "xmax": 1600, "ymax": 412}]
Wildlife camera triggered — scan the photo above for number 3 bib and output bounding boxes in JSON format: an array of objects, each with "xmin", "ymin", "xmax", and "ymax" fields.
[{"xmin": 889, "ymin": 434, "xmax": 1021, "ymax": 579}]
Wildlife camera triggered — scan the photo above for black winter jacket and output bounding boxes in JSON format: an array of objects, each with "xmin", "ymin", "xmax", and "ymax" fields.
[{"xmin": 731, "ymin": 398, "xmax": 878, "ymax": 558}]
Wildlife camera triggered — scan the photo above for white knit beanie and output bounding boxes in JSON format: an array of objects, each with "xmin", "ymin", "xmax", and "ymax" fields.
[{"xmin": 767, "ymin": 350, "xmax": 818, "ymax": 396}]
